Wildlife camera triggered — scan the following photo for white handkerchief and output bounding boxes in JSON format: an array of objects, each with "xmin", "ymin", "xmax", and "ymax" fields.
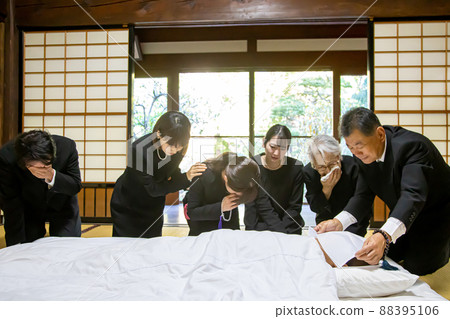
[{"xmin": 315, "ymin": 231, "xmax": 365, "ymax": 267}]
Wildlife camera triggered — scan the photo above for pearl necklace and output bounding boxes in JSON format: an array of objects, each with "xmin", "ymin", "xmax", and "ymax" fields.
[{"xmin": 157, "ymin": 148, "xmax": 167, "ymax": 160}]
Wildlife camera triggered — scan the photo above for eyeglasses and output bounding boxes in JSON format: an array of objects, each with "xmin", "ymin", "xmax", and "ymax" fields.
[{"xmin": 313, "ymin": 161, "xmax": 340, "ymax": 172}]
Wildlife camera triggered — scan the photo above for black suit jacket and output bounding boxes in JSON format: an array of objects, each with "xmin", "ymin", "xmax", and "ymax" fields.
[
  {"xmin": 0, "ymin": 135, "xmax": 82, "ymax": 245},
  {"xmin": 304, "ymin": 155, "xmax": 371, "ymax": 236},
  {"xmin": 345, "ymin": 126, "xmax": 450, "ymax": 229}
]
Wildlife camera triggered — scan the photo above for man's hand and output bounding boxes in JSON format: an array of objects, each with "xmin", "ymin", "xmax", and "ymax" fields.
[
  {"xmin": 314, "ymin": 218, "xmax": 343, "ymax": 233},
  {"xmin": 27, "ymin": 164, "xmax": 54, "ymax": 183},
  {"xmin": 355, "ymin": 232, "xmax": 386, "ymax": 264}
]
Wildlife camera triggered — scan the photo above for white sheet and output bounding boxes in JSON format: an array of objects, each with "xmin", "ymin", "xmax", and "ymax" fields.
[{"xmin": 0, "ymin": 230, "xmax": 338, "ymax": 301}]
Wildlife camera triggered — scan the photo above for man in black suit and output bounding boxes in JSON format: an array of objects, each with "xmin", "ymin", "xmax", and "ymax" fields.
[
  {"xmin": 0, "ymin": 130, "xmax": 82, "ymax": 246},
  {"xmin": 316, "ymin": 108, "xmax": 450, "ymax": 275}
]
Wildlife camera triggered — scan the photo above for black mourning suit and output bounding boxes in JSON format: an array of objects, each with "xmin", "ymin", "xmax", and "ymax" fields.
[
  {"xmin": 345, "ymin": 126, "xmax": 450, "ymax": 275},
  {"xmin": 303, "ymin": 155, "xmax": 371, "ymax": 236},
  {"xmin": 0, "ymin": 135, "xmax": 82, "ymax": 246},
  {"xmin": 110, "ymin": 134, "xmax": 190, "ymax": 238}
]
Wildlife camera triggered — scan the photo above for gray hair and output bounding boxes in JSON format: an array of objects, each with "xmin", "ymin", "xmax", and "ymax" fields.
[{"xmin": 307, "ymin": 135, "xmax": 342, "ymax": 166}]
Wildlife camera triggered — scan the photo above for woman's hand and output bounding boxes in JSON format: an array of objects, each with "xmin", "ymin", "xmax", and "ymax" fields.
[
  {"xmin": 321, "ymin": 167, "xmax": 341, "ymax": 200},
  {"xmin": 186, "ymin": 162, "xmax": 207, "ymax": 181},
  {"xmin": 221, "ymin": 193, "xmax": 240, "ymax": 212}
]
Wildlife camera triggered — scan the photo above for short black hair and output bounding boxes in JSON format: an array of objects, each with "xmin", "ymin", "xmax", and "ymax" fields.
[
  {"xmin": 263, "ymin": 124, "xmax": 292, "ymax": 148},
  {"xmin": 340, "ymin": 107, "xmax": 381, "ymax": 137},
  {"xmin": 152, "ymin": 111, "xmax": 191, "ymax": 149},
  {"xmin": 14, "ymin": 130, "xmax": 56, "ymax": 169}
]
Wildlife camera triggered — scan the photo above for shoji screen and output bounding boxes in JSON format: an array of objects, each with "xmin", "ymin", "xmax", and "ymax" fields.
[
  {"xmin": 373, "ymin": 21, "xmax": 449, "ymax": 164},
  {"xmin": 22, "ymin": 29, "xmax": 129, "ymax": 183}
]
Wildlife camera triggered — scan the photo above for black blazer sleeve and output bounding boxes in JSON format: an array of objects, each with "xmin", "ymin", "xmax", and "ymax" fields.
[
  {"xmin": 344, "ymin": 172, "xmax": 375, "ymax": 222},
  {"xmin": 304, "ymin": 165, "xmax": 333, "ymax": 219},
  {"xmin": 281, "ymin": 166, "xmax": 304, "ymax": 228},
  {"xmin": 186, "ymin": 175, "xmax": 222, "ymax": 221},
  {"xmin": 247, "ymin": 188, "xmax": 285, "ymax": 232}
]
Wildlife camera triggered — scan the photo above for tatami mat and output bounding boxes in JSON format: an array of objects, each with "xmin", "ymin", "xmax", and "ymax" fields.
[{"xmin": 0, "ymin": 224, "xmax": 448, "ymax": 300}]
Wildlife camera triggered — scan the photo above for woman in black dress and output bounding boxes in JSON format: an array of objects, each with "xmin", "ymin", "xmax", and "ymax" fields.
[
  {"xmin": 245, "ymin": 124, "xmax": 305, "ymax": 234},
  {"xmin": 110, "ymin": 111, "xmax": 206, "ymax": 238},
  {"xmin": 184, "ymin": 152, "xmax": 259, "ymax": 236}
]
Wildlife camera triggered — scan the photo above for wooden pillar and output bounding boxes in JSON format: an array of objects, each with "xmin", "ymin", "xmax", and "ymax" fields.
[
  {"xmin": 0, "ymin": 22, "xmax": 4, "ymax": 144},
  {"xmin": 2, "ymin": 0, "xmax": 19, "ymax": 145}
]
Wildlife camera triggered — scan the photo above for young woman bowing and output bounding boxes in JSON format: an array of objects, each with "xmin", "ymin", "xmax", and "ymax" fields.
[{"xmin": 111, "ymin": 111, "xmax": 206, "ymax": 238}]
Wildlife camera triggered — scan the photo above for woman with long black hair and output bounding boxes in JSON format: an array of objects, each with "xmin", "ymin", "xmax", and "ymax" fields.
[{"xmin": 111, "ymin": 111, "xmax": 206, "ymax": 238}]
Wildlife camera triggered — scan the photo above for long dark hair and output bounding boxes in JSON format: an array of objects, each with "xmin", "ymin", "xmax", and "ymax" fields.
[
  {"xmin": 14, "ymin": 130, "xmax": 56, "ymax": 169},
  {"xmin": 205, "ymin": 152, "xmax": 260, "ymax": 204},
  {"xmin": 263, "ymin": 124, "xmax": 292, "ymax": 149},
  {"xmin": 152, "ymin": 111, "xmax": 191, "ymax": 154}
]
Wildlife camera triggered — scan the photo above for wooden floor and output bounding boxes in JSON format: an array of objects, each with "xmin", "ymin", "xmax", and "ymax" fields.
[{"xmin": 0, "ymin": 223, "xmax": 449, "ymax": 300}]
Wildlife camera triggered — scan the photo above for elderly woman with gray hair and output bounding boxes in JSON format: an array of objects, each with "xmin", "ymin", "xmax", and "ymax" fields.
[{"xmin": 303, "ymin": 135, "xmax": 371, "ymax": 236}]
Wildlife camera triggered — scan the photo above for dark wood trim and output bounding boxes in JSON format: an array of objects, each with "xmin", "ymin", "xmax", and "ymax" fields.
[
  {"xmin": 0, "ymin": 22, "xmax": 4, "ymax": 143},
  {"xmin": 332, "ymin": 70, "xmax": 341, "ymax": 139}
]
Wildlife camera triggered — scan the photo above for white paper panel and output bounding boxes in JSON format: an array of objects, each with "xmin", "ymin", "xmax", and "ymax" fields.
[
  {"xmin": 423, "ymin": 126, "xmax": 446, "ymax": 140},
  {"xmin": 423, "ymin": 52, "xmax": 445, "ymax": 66},
  {"xmin": 66, "ymin": 59, "xmax": 86, "ymax": 72},
  {"xmin": 398, "ymin": 53, "xmax": 421, "ymax": 66},
  {"xmin": 423, "ymin": 82, "xmax": 445, "ymax": 95},
  {"xmin": 87, "ymin": 31, "xmax": 107, "ymax": 44},
  {"xmin": 398, "ymin": 23, "xmax": 421, "ymax": 36},
  {"xmin": 87, "ymin": 86, "xmax": 106, "ymax": 99},
  {"xmin": 374, "ymin": 82, "xmax": 397, "ymax": 96},
  {"xmin": 107, "ymin": 86, "xmax": 128, "ymax": 99},
  {"xmin": 399, "ymin": 113, "xmax": 422, "ymax": 126},
  {"xmin": 87, "ymin": 59, "xmax": 107, "ymax": 71},
  {"xmin": 108, "ymin": 58, "xmax": 128, "ymax": 71},
  {"xmin": 374, "ymin": 53, "xmax": 397, "ymax": 66},
  {"xmin": 107, "ymin": 115, "xmax": 127, "ymax": 126},
  {"xmin": 25, "ymin": 87, "xmax": 44, "ymax": 99},
  {"xmin": 46, "ymin": 60, "xmax": 65, "ymax": 72},
  {"xmin": 46, "ymin": 127, "xmax": 64, "ymax": 135},
  {"xmin": 398, "ymin": 38, "xmax": 421, "ymax": 51},
  {"xmin": 65, "ymin": 116, "xmax": 85, "ymax": 126},
  {"xmin": 423, "ymin": 67, "xmax": 446, "ymax": 81},
  {"xmin": 87, "ymin": 72, "xmax": 107, "ymax": 85},
  {"xmin": 107, "ymin": 156, "xmax": 126, "ymax": 168},
  {"xmin": 24, "ymin": 101, "xmax": 44, "ymax": 113},
  {"xmin": 66, "ymin": 87, "xmax": 86, "ymax": 99},
  {"xmin": 107, "ymin": 100, "xmax": 128, "ymax": 112},
  {"xmin": 86, "ymin": 100, "xmax": 107, "ymax": 113},
  {"xmin": 66, "ymin": 73, "xmax": 85, "ymax": 86},
  {"xmin": 423, "ymin": 97, "xmax": 446, "ymax": 110},
  {"xmin": 86, "ymin": 127, "xmax": 106, "ymax": 140},
  {"xmin": 87, "ymin": 45, "xmax": 107, "ymax": 57},
  {"xmin": 84, "ymin": 170, "xmax": 105, "ymax": 182},
  {"xmin": 25, "ymin": 73, "xmax": 44, "ymax": 86},
  {"xmin": 106, "ymin": 170, "xmax": 124, "ymax": 183},
  {"xmin": 107, "ymin": 141, "xmax": 127, "ymax": 154},
  {"xmin": 78, "ymin": 156, "xmax": 84, "ymax": 169},
  {"xmin": 432, "ymin": 142, "xmax": 446, "ymax": 156},
  {"xmin": 108, "ymin": 30, "xmax": 129, "ymax": 43},
  {"xmin": 46, "ymin": 32, "xmax": 65, "ymax": 45},
  {"xmin": 108, "ymin": 72, "xmax": 128, "ymax": 85},
  {"xmin": 404, "ymin": 126, "xmax": 422, "ymax": 134},
  {"xmin": 66, "ymin": 32, "xmax": 86, "ymax": 44},
  {"xmin": 86, "ymin": 142, "xmax": 106, "ymax": 155},
  {"xmin": 398, "ymin": 97, "xmax": 422, "ymax": 110},
  {"xmin": 424, "ymin": 113, "xmax": 446, "ymax": 125},
  {"xmin": 46, "ymin": 73, "xmax": 65, "ymax": 86},
  {"xmin": 45, "ymin": 46, "xmax": 65, "ymax": 58},
  {"xmin": 108, "ymin": 44, "xmax": 128, "ymax": 57},
  {"xmin": 25, "ymin": 60, "xmax": 44, "ymax": 72},
  {"xmin": 107, "ymin": 128, "xmax": 127, "ymax": 140},
  {"xmin": 25, "ymin": 33, "xmax": 45, "ymax": 45},
  {"xmin": 66, "ymin": 101, "xmax": 85, "ymax": 113},
  {"xmin": 398, "ymin": 67, "xmax": 421, "ymax": 81},
  {"xmin": 65, "ymin": 128, "xmax": 85, "ymax": 140},
  {"xmin": 422, "ymin": 23, "xmax": 446, "ymax": 36},
  {"xmin": 377, "ymin": 113, "xmax": 398, "ymax": 125},
  {"xmin": 45, "ymin": 87, "xmax": 64, "ymax": 99},
  {"xmin": 86, "ymin": 115, "xmax": 106, "ymax": 126},
  {"xmin": 374, "ymin": 97, "xmax": 397, "ymax": 111},
  {"xmin": 74, "ymin": 141, "xmax": 84, "ymax": 154},
  {"xmin": 45, "ymin": 101, "xmax": 64, "ymax": 113},
  {"xmin": 422, "ymin": 37, "xmax": 446, "ymax": 51},
  {"xmin": 25, "ymin": 46, "xmax": 44, "ymax": 59},
  {"xmin": 24, "ymin": 116, "xmax": 43, "ymax": 127},
  {"xmin": 66, "ymin": 45, "xmax": 86, "ymax": 58},
  {"xmin": 374, "ymin": 24, "xmax": 397, "ymax": 37},
  {"xmin": 399, "ymin": 82, "xmax": 421, "ymax": 95},
  {"xmin": 375, "ymin": 68, "xmax": 397, "ymax": 81},
  {"xmin": 44, "ymin": 116, "xmax": 64, "ymax": 127}
]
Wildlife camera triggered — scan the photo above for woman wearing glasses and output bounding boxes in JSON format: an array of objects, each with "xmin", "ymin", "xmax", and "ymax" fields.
[
  {"xmin": 245, "ymin": 124, "xmax": 305, "ymax": 234},
  {"xmin": 303, "ymin": 135, "xmax": 370, "ymax": 236}
]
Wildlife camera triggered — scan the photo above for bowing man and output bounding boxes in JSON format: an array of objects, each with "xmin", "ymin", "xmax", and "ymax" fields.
[
  {"xmin": 304, "ymin": 135, "xmax": 370, "ymax": 236},
  {"xmin": 0, "ymin": 130, "xmax": 82, "ymax": 246},
  {"xmin": 316, "ymin": 107, "xmax": 450, "ymax": 275}
]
